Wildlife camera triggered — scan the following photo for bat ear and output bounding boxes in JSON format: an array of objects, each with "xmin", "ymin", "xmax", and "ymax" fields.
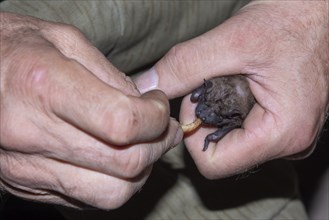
[
  {"xmin": 203, "ymin": 79, "xmax": 213, "ymax": 89},
  {"xmin": 190, "ymin": 84, "xmax": 205, "ymax": 102}
]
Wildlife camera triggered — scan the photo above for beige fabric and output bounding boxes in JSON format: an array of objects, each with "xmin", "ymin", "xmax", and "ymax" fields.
[
  {"xmin": 1, "ymin": 0, "xmax": 245, "ymax": 73},
  {"xmin": 59, "ymin": 147, "xmax": 307, "ymax": 219},
  {"xmin": 0, "ymin": 1, "xmax": 308, "ymax": 219}
]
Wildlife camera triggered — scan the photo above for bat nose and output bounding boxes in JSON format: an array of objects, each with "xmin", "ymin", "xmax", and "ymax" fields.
[
  {"xmin": 196, "ymin": 110, "xmax": 209, "ymax": 123},
  {"xmin": 196, "ymin": 110, "xmax": 202, "ymax": 117},
  {"xmin": 196, "ymin": 110, "xmax": 206, "ymax": 121}
]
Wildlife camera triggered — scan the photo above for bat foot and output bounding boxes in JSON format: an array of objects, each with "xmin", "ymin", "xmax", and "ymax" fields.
[{"xmin": 202, "ymin": 126, "xmax": 238, "ymax": 151}]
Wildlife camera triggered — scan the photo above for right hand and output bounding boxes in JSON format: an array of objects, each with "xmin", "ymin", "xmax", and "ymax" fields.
[
  {"xmin": 0, "ymin": 12, "xmax": 182, "ymax": 209},
  {"xmin": 134, "ymin": 1, "xmax": 329, "ymax": 179}
]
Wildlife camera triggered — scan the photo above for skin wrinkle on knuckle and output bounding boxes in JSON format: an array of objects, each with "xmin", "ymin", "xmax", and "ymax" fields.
[
  {"xmin": 0, "ymin": 111, "xmax": 17, "ymax": 148},
  {"xmin": 55, "ymin": 168, "xmax": 134, "ymax": 209},
  {"xmin": 54, "ymin": 167, "xmax": 97, "ymax": 204},
  {"xmin": 0, "ymin": 59, "xmax": 55, "ymax": 153},
  {"xmin": 120, "ymin": 149, "xmax": 146, "ymax": 178},
  {"xmin": 41, "ymin": 23, "xmax": 87, "ymax": 58},
  {"xmin": 27, "ymin": 65, "xmax": 53, "ymax": 112},
  {"xmin": 57, "ymin": 178, "xmax": 81, "ymax": 202},
  {"xmin": 57, "ymin": 179, "xmax": 101, "ymax": 208},
  {"xmin": 163, "ymin": 43, "xmax": 194, "ymax": 84},
  {"xmin": 0, "ymin": 153, "xmax": 38, "ymax": 190},
  {"xmin": 100, "ymin": 182, "xmax": 135, "ymax": 209},
  {"xmin": 1, "ymin": 147, "xmax": 70, "ymax": 199},
  {"xmin": 103, "ymin": 96, "xmax": 140, "ymax": 145},
  {"xmin": 0, "ymin": 179, "xmax": 48, "ymax": 199},
  {"xmin": 0, "ymin": 153, "xmax": 15, "ymax": 183},
  {"xmin": 5, "ymin": 51, "xmax": 60, "ymax": 122},
  {"xmin": 1, "ymin": 21, "xmax": 41, "ymax": 57},
  {"xmin": 110, "ymin": 142, "xmax": 157, "ymax": 179},
  {"xmin": 112, "ymin": 135, "xmax": 152, "ymax": 177}
]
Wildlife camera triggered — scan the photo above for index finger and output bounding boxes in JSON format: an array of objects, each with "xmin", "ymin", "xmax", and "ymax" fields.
[{"xmin": 44, "ymin": 54, "xmax": 170, "ymax": 145}]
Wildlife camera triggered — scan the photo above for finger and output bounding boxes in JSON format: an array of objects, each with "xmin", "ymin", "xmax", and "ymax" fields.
[
  {"xmin": 45, "ymin": 55, "xmax": 171, "ymax": 145},
  {"xmin": 40, "ymin": 117, "xmax": 182, "ymax": 179},
  {"xmin": 133, "ymin": 25, "xmax": 243, "ymax": 98},
  {"xmin": 0, "ymin": 151, "xmax": 148, "ymax": 209},
  {"xmin": 181, "ymin": 96, "xmax": 280, "ymax": 179}
]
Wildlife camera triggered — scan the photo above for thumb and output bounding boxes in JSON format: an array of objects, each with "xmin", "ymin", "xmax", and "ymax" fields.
[{"xmin": 134, "ymin": 28, "xmax": 243, "ymax": 98}]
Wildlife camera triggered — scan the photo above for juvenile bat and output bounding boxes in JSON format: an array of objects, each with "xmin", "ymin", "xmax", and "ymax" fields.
[{"xmin": 182, "ymin": 75, "xmax": 255, "ymax": 151}]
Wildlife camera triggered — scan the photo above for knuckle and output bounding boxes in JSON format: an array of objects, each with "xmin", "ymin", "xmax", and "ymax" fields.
[
  {"xmin": 58, "ymin": 173, "xmax": 136, "ymax": 209},
  {"xmin": 116, "ymin": 149, "xmax": 147, "ymax": 178},
  {"xmin": 0, "ymin": 153, "xmax": 28, "ymax": 184},
  {"xmin": 0, "ymin": 154, "xmax": 14, "ymax": 180},
  {"xmin": 5, "ymin": 52, "xmax": 52, "ymax": 102},
  {"xmin": 27, "ymin": 64, "xmax": 51, "ymax": 96},
  {"xmin": 62, "ymin": 24, "xmax": 82, "ymax": 36},
  {"xmin": 110, "ymin": 184, "xmax": 133, "ymax": 209},
  {"xmin": 0, "ymin": 113, "xmax": 41, "ymax": 152},
  {"xmin": 104, "ymin": 98, "xmax": 140, "ymax": 145},
  {"xmin": 97, "ymin": 183, "xmax": 134, "ymax": 210},
  {"xmin": 154, "ymin": 97, "xmax": 169, "ymax": 117},
  {"xmin": 144, "ymin": 90, "xmax": 169, "ymax": 114},
  {"xmin": 0, "ymin": 112, "xmax": 15, "ymax": 147},
  {"xmin": 164, "ymin": 42, "xmax": 200, "ymax": 84},
  {"xmin": 50, "ymin": 23, "xmax": 84, "ymax": 40},
  {"xmin": 165, "ymin": 43, "xmax": 188, "ymax": 74},
  {"xmin": 21, "ymin": 63, "xmax": 55, "ymax": 116},
  {"xmin": 61, "ymin": 25, "xmax": 88, "ymax": 46},
  {"xmin": 46, "ymin": 23, "xmax": 89, "ymax": 57}
]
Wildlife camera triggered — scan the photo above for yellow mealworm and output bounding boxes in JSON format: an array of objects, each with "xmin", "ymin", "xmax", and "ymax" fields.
[{"xmin": 181, "ymin": 118, "xmax": 202, "ymax": 134}]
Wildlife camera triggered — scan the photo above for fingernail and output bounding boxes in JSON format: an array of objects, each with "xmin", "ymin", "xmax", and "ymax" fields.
[{"xmin": 133, "ymin": 67, "xmax": 159, "ymax": 94}]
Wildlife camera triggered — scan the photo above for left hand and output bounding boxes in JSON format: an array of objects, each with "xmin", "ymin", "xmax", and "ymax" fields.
[{"xmin": 0, "ymin": 12, "xmax": 182, "ymax": 209}]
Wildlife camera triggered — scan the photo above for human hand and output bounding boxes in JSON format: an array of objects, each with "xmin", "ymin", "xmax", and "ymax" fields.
[
  {"xmin": 134, "ymin": 1, "xmax": 329, "ymax": 178},
  {"xmin": 0, "ymin": 12, "xmax": 182, "ymax": 209}
]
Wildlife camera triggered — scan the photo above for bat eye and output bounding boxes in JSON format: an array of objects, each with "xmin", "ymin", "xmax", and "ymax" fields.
[
  {"xmin": 224, "ymin": 109, "xmax": 242, "ymax": 119},
  {"xmin": 229, "ymin": 112, "xmax": 241, "ymax": 119}
]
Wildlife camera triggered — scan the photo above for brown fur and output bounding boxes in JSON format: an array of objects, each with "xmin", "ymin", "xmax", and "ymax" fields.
[{"xmin": 191, "ymin": 75, "xmax": 255, "ymax": 151}]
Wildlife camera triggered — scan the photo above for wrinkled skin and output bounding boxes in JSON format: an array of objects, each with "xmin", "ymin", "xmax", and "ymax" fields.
[
  {"xmin": 135, "ymin": 1, "xmax": 329, "ymax": 179},
  {"xmin": 0, "ymin": 12, "xmax": 182, "ymax": 209},
  {"xmin": 191, "ymin": 76, "xmax": 255, "ymax": 151}
]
